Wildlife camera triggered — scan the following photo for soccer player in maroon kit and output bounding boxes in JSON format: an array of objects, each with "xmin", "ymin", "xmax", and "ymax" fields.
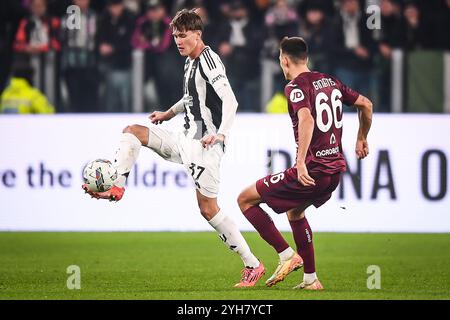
[{"xmin": 237, "ymin": 37, "xmax": 373, "ymax": 290}]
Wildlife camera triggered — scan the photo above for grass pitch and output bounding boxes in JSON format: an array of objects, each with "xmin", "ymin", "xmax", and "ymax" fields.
[{"xmin": 0, "ymin": 232, "xmax": 449, "ymax": 300}]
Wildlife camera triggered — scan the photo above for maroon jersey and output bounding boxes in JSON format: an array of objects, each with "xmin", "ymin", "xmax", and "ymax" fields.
[{"xmin": 285, "ymin": 71, "xmax": 359, "ymax": 175}]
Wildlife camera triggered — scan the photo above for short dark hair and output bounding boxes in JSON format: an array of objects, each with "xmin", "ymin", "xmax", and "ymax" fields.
[
  {"xmin": 170, "ymin": 8, "xmax": 203, "ymax": 32},
  {"xmin": 280, "ymin": 37, "xmax": 308, "ymax": 63}
]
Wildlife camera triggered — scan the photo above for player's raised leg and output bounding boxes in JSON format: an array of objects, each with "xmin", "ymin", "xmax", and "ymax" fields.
[
  {"xmin": 237, "ymin": 184, "xmax": 302, "ymax": 287},
  {"xmin": 288, "ymin": 207, "xmax": 323, "ymax": 290},
  {"xmin": 114, "ymin": 125, "xmax": 148, "ymax": 184},
  {"xmin": 196, "ymin": 191, "xmax": 265, "ymax": 287},
  {"xmin": 83, "ymin": 124, "xmax": 148, "ymax": 201}
]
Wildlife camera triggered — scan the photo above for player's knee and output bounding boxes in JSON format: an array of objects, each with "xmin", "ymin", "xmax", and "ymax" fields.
[
  {"xmin": 122, "ymin": 125, "xmax": 133, "ymax": 134},
  {"xmin": 122, "ymin": 124, "xmax": 141, "ymax": 135},
  {"xmin": 122, "ymin": 124, "xmax": 148, "ymax": 145},
  {"xmin": 237, "ymin": 192, "xmax": 250, "ymax": 213}
]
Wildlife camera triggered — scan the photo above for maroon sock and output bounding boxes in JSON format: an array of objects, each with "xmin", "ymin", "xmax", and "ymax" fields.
[
  {"xmin": 243, "ymin": 206, "xmax": 289, "ymax": 253},
  {"xmin": 289, "ymin": 217, "xmax": 316, "ymax": 273}
]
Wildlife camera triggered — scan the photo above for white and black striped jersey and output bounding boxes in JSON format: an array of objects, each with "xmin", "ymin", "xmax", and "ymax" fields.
[{"xmin": 179, "ymin": 46, "xmax": 238, "ymax": 140}]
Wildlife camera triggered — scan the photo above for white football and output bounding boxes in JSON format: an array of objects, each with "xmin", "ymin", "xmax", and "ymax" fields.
[{"xmin": 83, "ymin": 159, "xmax": 118, "ymax": 192}]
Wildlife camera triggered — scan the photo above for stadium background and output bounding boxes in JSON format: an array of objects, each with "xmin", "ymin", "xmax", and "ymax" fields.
[{"xmin": 1, "ymin": 0, "xmax": 449, "ymax": 300}]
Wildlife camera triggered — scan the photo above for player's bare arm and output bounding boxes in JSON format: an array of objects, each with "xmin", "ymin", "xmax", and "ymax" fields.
[
  {"xmin": 296, "ymin": 108, "xmax": 316, "ymax": 186},
  {"xmin": 149, "ymin": 96, "xmax": 186, "ymax": 124},
  {"xmin": 201, "ymin": 133, "xmax": 225, "ymax": 148},
  {"xmin": 149, "ymin": 109, "xmax": 176, "ymax": 124},
  {"xmin": 353, "ymin": 94, "xmax": 373, "ymax": 160}
]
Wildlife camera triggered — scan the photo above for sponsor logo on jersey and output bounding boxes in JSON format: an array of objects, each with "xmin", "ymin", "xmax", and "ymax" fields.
[
  {"xmin": 330, "ymin": 133, "xmax": 336, "ymax": 144},
  {"xmin": 211, "ymin": 74, "xmax": 226, "ymax": 85},
  {"xmin": 290, "ymin": 89, "xmax": 304, "ymax": 103},
  {"xmin": 316, "ymin": 146, "xmax": 340, "ymax": 157}
]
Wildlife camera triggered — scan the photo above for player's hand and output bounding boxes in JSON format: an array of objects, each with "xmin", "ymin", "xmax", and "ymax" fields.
[
  {"xmin": 201, "ymin": 134, "xmax": 225, "ymax": 149},
  {"xmin": 355, "ymin": 138, "xmax": 369, "ymax": 159},
  {"xmin": 149, "ymin": 111, "xmax": 169, "ymax": 124},
  {"xmin": 297, "ymin": 162, "xmax": 315, "ymax": 187}
]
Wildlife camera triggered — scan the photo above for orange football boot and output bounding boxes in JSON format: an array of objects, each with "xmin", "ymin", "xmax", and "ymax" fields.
[
  {"xmin": 234, "ymin": 262, "xmax": 266, "ymax": 288},
  {"xmin": 293, "ymin": 279, "xmax": 324, "ymax": 290},
  {"xmin": 265, "ymin": 252, "xmax": 303, "ymax": 287},
  {"xmin": 82, "ymin": 184, "xmax": 125, "ymax": 202}
]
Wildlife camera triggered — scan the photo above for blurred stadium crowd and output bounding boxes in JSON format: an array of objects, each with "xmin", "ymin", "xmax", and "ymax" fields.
[{"xmin": 0, "ymin": 0, "xmax": 449, "ymax": 114}]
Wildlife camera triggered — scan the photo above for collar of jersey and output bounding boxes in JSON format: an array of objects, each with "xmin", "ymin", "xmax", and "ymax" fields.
[{"xmin": 189, "ymin": 45, "xmax": 211, "ymax": 61}]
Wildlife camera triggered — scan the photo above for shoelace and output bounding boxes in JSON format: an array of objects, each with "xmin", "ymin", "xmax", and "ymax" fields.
[{"xmin": 240, "ymin": 268, "xmax": 253, "ymax": 282}]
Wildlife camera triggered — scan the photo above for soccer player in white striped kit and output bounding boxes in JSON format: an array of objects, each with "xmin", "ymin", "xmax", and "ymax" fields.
[{"xmin": 83, "ymin": 9, "xmax": 265, "ymax": 287}]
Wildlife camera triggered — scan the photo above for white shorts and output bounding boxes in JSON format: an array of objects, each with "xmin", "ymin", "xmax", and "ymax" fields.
[{"xmin": 147, "ymin": 125, "xmax": 223, "ymax": 198}]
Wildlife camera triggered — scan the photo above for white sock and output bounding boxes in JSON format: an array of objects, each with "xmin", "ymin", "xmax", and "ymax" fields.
[
  {"xmin": 113, "ymin": 133, "xmax": 142, "ymax": 187},
  {"xmin": 208, "ymin": 210, "xmax": 260, "ymax": 268},
  {"xmin": 303, "ymin": 272, "xmax": 318, "ymax": 284},
  {"xmin": 279, "ymin": 247, "xmax": 295, "ymax": 262}
]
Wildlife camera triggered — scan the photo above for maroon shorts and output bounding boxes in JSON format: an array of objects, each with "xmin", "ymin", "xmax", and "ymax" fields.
[{"xmin": 255, "ymin": 167, "xmax": 341, "ymax": 214}]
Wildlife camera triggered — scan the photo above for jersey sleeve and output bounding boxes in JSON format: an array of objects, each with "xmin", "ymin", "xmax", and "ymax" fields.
[
  {"xmin": 333, "ymin": 77, "xmax": 359, "ymax": 106},
  {"xmin": 285, "ymin": 81, "xmax": 312, "ymax": 114},
  {"xmin": 199, "ymin": 49, "xmax": 231, "ymax": 93},
  {"xmin": 168, "ymin": 96, "xmax": 185, "ymax": 115},
  {"xmin": 199, "ymin": 49, "xmax": 238, "ymax": 138}
]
